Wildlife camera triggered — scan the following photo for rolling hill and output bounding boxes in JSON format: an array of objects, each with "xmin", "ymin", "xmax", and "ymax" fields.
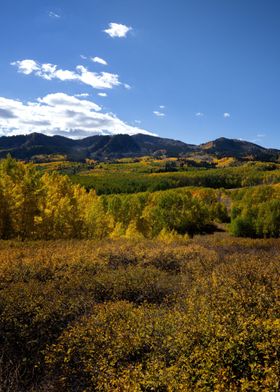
[{"xmin": 0, "ymin": 133, "xmax": 279, "ymax": 162}]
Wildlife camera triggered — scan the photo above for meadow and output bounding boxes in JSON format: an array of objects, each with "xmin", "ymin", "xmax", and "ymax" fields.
[
  {"xmin": 0, "ymin": 156, "xmax": 279, "ymax": 391},
  {"xmin": 0, "ymin": 236, "xmax": 279, "ymax": 391}
]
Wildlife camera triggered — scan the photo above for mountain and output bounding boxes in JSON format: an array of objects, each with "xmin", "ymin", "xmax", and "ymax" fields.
[
  {"xmin": 0, "ymin": 133, "xmax": 195, "ymax": 160},
  {"xmin": 0, "ymin": 133, "xmax": 279, "ymax": 162},
  {"xmin": 200, "ymin": 137, "xmax": 280, "ymax": 161},
  {"xmin": 133, "ymin": 134, "xmax": 197, "ymax": 156}
]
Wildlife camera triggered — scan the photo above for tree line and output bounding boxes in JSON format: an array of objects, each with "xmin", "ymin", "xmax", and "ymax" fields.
[
  {"xmin": 1, "ymin": 157, "xmax": 280, "ymax": 239},
  {"xmin": 0, "ymin": 157, "xmax": 227, "ymax": 240}
]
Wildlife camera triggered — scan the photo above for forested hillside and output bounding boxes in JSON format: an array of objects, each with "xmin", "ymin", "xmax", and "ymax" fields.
[{"xmin": 0, "ymin": 132, "xmax": 279, "ymax": 161}]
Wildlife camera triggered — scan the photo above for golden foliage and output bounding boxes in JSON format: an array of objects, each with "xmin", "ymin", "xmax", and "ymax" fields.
[{"xmin": 0, "ymin": 235, "xmax": 279, "ymax": 391}]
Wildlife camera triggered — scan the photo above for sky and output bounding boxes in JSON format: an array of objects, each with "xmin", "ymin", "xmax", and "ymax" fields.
[{"xmin": 0, "ymin": 0, "xmax": 280, "ymax": 147}]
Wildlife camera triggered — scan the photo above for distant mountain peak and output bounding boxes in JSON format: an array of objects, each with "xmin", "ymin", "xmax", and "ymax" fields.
[{"xmin": 0, "ymin": 133, "xmax": 279, "ymax": 162}]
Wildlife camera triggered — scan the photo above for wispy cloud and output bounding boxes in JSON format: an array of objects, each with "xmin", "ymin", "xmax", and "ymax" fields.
[
  {"xmin": 104, "ymin": 23, "xmax": 132, "ymax": 38},
  {"xmin": 12, "ymin": 59, "xmax": 126, "ymax": 90},
  {"xmin": 0, "ymin": 93, "xmax": 155, "ymax": 138},
  {"xmin": 48, "ymin": 11, "xmax": 61, "ymax": 19},
  {"xmin": 224, "ymin": 112, "xmax": 231, "ymax": 118},
  {"xmin": 153, "ymin": 111, "xmax": 165, "ymax": 117},
  {"xmin": 153, "ymin": 105, "xmax": 166, "ymax": 117},
  {"xmin": 257, "ymin": 133, "xmax": 266, "ymax": 138},
  {"xmin": 98, "ymin": 92, "xmax": 107, "ymax": 97},
  {"xmin": 195, "ymin": 112, "xmax": 204, "ymax": 117},
  {"xmin": 91, "ymin": 57, "xmax": 108, "ymax": 66},
  {"xmin": 75, "ymin": 93, "xmax": 90, "ymax": 98},
  {"xmin": 135, "ymin": 120, "xmax": 142, "ymax": 124}
]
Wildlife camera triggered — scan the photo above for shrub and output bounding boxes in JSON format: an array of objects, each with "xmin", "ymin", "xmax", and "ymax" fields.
[{"xmin": 230, "ymin": 186, "xmax": 280, "ymax": 238}]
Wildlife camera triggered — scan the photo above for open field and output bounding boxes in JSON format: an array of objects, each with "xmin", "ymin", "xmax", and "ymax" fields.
[{"xmin": 0, "ymin": 234, "xmax": 279, "ymax": 391}]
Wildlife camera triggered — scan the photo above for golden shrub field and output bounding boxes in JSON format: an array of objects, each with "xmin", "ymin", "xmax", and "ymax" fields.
[{"xmin": 0, "ymin": 235, "xmax": 279, "ymax": 391}]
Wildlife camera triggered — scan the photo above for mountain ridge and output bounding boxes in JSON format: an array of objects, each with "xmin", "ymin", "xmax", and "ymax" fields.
[{"xmin": 0, "ymin": 133, "xmax": 279, "ymax": 162}]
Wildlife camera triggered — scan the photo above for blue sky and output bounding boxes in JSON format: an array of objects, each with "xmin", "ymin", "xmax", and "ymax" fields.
[{"xmin": 0, "ymin": 0, "xmax": 280, "ymax": 146}]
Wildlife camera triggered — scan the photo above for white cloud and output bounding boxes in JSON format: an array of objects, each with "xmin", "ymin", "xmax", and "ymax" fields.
[
  {"xmin": 91, "ymin": 57, "xmax": 108, "ymax": 66},
  {"xmin": 153, "ymin": 111, "xmax": 165, "ymax": 117},
  {"xmin": 195, "ymin": 112, "xmax": 204, "ymax": 117},
  {"xmin": 75, "ymin": 93, "xmax": 90, "ymax": 97},
  {"xmin": 98, "ymin": 93, "xmax": 107, "ymax": 97},
  {"xmin": 159, "ymin": 105, "xmax": 165, "ymax": 109},
  {"xmin": 257, "ymin": 133, "xmax": 266, "ymax": 138},
  {"xmin": 0, "ymin": 93, "xmax": 155, "ymax": 138},
  {"xmin": 104, "ymin": 23, "xmax": 132, "ymax": 38},
  {"xmin": 80, "ymin": 55, "xmax": 87, "ymax": 60},
  {"xmin": 11, "ymin": 59, "xmax": 40, "ymax": 75},
  {"xmin": 224, "ymin": 112, "xmax": 231, "ymax": 118},
  {"xmin": 37, "ymin": 92, "xmax": 102, "ymax": 112},
  {"xmin": 135, "ymin": 120, "xmax": 142, "ymax": 124},
  {"xmin": 54, "ymin": 69, "xmax": 77, "ymax": 81},
  {"xmin": 12, "ymin": 59, "xmax": 124, "ymax": 90},
  {"xmin": 77, "ymin": 65, "xmax": 121, "ymax": 89},
  {"xmin": 48, "ymin": 11, "xmax": 61, "ymax": 19}
]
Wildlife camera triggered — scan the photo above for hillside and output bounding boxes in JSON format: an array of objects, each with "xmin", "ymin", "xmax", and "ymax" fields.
[
  {"xmin": 0, "ymin": 133, "xmax": 279, "ymax": 161},
  {"xmin": 201, "ymin": 137, "xmax": 280, "ymax": 161}
]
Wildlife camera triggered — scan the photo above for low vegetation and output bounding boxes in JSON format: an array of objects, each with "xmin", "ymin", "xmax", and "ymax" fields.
[{"xmin": 0, "ymin": 236, "xmax": 279, "ymax": 391}]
